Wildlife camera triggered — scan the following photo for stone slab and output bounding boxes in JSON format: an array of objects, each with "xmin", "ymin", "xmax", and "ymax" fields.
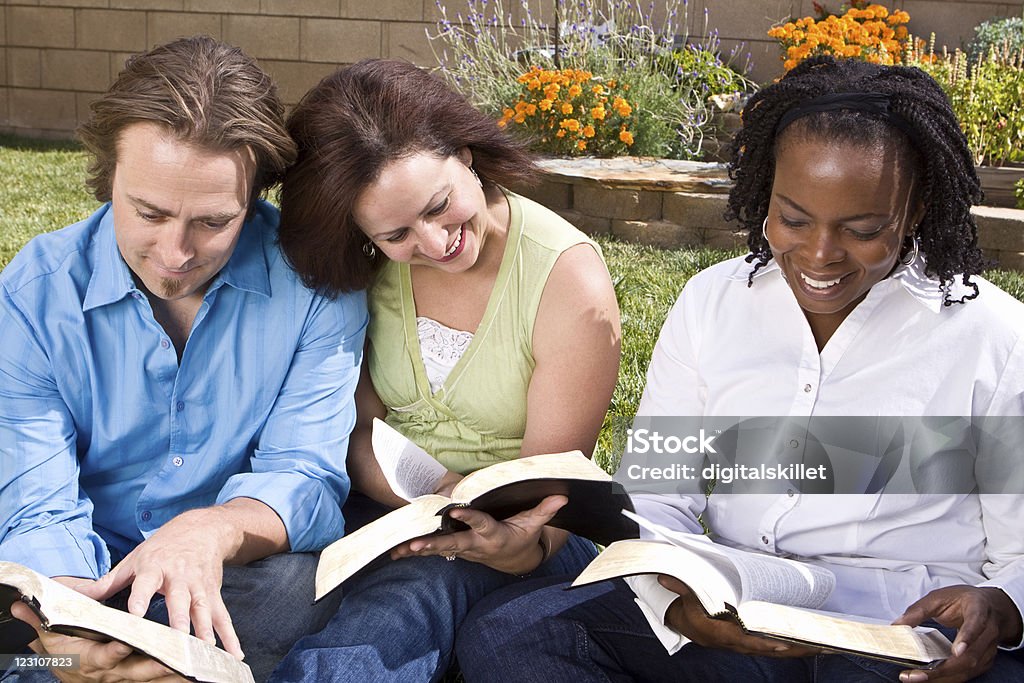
[{"xmin": 536, "ymin": 157, "xmax": 732, "ymax": 194}]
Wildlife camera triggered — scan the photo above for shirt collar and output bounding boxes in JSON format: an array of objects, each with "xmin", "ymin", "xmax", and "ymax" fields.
[
  {"xmin": 82, "ymin": 203, "xmax": 273, "ymax": 312},
  {"xmin": 727, "ymin": 254, "xmax": 946, "ymax": 313},
  {"xmin": 217, "ymin": 207, "xmax": 272, "ymax": 298},
  {"xmin": 83, "ymin": 205, "xmax": 136, "ymax": 312}
]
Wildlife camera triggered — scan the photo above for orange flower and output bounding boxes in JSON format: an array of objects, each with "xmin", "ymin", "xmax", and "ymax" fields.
[
  {"xmin": 568, "ymin": 84, "xmax": 582, "ymax": 98},
  {"xmin": 576, "ymin": 140, "xmax": 587, "ymax": 151},
  {"xmin": 582, "ymin": 124, "xmax": 596, "ymax": 138},
  {"xmin": 561, "ymin": 103, "xmax": 574, "ymax": 115},
  {"xmin": 619, "ymin": 130, "xmax": 634, "ymax": 145},
  {"xmin": 590, "ymin": 106, "xmax": 606, "ymax": 121}
]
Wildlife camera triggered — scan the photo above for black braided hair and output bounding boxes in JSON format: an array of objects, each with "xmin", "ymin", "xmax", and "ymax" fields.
[{"xmin": 726, "ymin": 56, "xmax": 985, "ymax": 305}]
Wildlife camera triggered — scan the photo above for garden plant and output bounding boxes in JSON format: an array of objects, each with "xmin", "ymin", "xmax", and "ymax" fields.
[{"xmin": 429, "ymin": 0, "xmax": 755, "ymax": 159}]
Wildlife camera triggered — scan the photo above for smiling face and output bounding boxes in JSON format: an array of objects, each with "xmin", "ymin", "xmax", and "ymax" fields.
[
  {"xmin": 111, "ymin": 122, "xmax": 255, "ymax": 303},
  {"xmin": 353, "ymin": 149, "xmax": 494, "ymax": 274},
  {"xmin": 766, "ymin": 134, "xmax": 922, "ymax": 345}
]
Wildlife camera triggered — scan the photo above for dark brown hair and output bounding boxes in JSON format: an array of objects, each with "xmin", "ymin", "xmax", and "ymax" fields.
[
  {"xmin": 77, "ymin": 35, "xmax": 295, "ymax": 206},
  {"xmin": 278, "ymin": 58, "xmax": 538, "ymax": 295}
]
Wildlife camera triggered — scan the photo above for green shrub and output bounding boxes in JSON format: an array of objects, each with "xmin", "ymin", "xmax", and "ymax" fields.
[
  {"xmin": 1016, "ymin": 177, "xmax": 1024, "ymax": 209},
  {"xmin": 911, "ymin": 42, "xmax": 1024, "ymax": 166},
  {"xmin": 968, "ymin": 16, "xmax": 1024, "ymax": 61},
  {"xmin": 430, "ymin": 0, "xmax": 755, "ymax": 160}
]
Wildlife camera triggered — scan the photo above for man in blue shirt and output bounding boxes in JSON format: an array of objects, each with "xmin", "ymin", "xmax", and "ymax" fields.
[{"xmin": 0, "ymin": 37, "xmax": 366, "ymax": 681}]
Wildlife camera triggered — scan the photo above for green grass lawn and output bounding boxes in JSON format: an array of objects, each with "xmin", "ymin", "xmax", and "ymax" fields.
[{"xmin": 3, "ymin": 133, "xmax": 1024, "ymax": 469}]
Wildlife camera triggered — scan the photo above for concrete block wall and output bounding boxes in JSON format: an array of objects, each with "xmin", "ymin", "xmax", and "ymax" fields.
[{"xmin": 3, "ymin": 0, "xmax": 1022, "ymax": 136}]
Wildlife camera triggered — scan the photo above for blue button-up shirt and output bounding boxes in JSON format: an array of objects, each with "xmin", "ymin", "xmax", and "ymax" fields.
[{"xmin": 0, "ymin": 201, "xmax": 366, "ymax": 579}]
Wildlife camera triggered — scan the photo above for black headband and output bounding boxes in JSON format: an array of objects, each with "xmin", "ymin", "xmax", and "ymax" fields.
[{"xmin": 774, "ymin": 92, "xmax": 919, "ymax": 145}]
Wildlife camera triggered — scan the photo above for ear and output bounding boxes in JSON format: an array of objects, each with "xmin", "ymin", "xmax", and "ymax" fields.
[
  {"xmin": 909, "ymin": 200, "xmax": 926, "ymax": 235},
  {"xmin": 456, "ymin": 146, "xmax": 472, "ymax": 167}
]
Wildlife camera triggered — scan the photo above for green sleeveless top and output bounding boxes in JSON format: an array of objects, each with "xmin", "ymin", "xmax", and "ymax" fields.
[{"xmin": 367, "ymin": 191, "xmax": 601, "ymax": 475}]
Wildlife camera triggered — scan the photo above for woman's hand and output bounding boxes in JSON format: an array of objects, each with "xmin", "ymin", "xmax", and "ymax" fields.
[
  {"xmin": 658, "ymin": 576, "xmax": 821, "ymax": 658},
  {"xmin": 390, "ymin": 495, "xmax": 566, "ymax": 574},
  {"xmin": 892, "ymin": 585, "xmax": 1022, "ymax": 683}
]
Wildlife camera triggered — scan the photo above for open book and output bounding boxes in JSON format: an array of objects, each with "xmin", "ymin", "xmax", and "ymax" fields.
[
  {"xmin": 0, "ymin": 561, "xmax": 253, "ymax": 683},
  {"xmin": 315, "ymin": 421, "xmax": 638, "ymax": 599},
  {"xmin": 571, "ymin": 513, "xmax": 952, "ymax": 668}
]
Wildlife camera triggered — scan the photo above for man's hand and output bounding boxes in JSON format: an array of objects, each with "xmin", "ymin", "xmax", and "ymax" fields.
[
  {"xmin": 76, "ymin": 509, "xmax": 246, "ymax": 659},
  {"xmin": 390, "ymin": 495, "xmax": 565, "ymax": 575},
  {"xmin": 658, "ymin": 575, "xmax": 821, "ymax": 658},
  {"xmin": 10, "ymin": 589, "xmax": 184, "ymax": 683},
  {"xmin": 892, "ymin": 585, "xmax": 1023, "ymax": 683}
]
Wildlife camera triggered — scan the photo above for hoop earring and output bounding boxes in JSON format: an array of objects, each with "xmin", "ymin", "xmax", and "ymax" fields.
[
  {"xmin": 362, "ymin": 241, "xmax": 376, "ymax": 258},
  {"xmin": 761, "ymin": 217, "xmax": 769, "ymax": 243},
  {"xmin": 899, "ymin": 233, "xmax": 920, "ymax": 267},
  {"xmin": 470, "ymin": 166, "xmax": 483, "ymax": 187}
]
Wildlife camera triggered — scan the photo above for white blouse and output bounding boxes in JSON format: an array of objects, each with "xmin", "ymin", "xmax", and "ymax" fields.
[{"xmin": 624, "ymin": 255, "xmax": 1024, "ymax": 652}]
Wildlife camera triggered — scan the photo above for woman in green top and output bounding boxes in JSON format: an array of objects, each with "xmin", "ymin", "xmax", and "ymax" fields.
[{"xmin": 272, "ymin": 59, "xmax": 621, "ymax": 681}]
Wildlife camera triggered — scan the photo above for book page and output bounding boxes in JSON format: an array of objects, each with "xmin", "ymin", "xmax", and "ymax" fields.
[
  {"xmin": 623, "ymin": 510, "xmax": 834, "ymax": 609},
  {"xmin": 371, "ymin": 418, "xmax": 448, "ymax": 501},
  {"xmin": 0, "ymin": 562, "xmax": 253, "ymax": 683},
  {"xmin": 738, "ymin": 601, "xmax": 952, "ymax": 666},
  {"xmin": 572, "ymin": 539, "xmax": 741, "ymax": 615},
  {"xmin": 315, "ymin": 495, "xmax": 450, "ymax": 599}
]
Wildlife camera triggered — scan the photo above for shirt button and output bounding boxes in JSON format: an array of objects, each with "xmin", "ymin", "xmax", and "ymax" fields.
[
  {"xmin": 172, "ymin": 456, "xmax": 184, "ymax": 467},
  {"xmin": 176, "ymin": 401, "xmax": 185, "ymax": 412},
  {"xmin": 160, "ymin": 339, "xmax": 170, "ymax": 349},
  {"xmin": 141, "ymin": 510, "xmax": 152, "ymax": 521},
  {"xmin": 803, "ymin": 383, "xmax": 813, "ymax": 393},
  {"xmin": 132, "ymin": 292, "xmax": 142, "ymax": 300},
  {"xmin": 761, "ymin": 535, "xmax": 769, "ymax": 545},
  {"xmin": 789, "ymin": 439, "xmax": 799, "ymax": 448}
]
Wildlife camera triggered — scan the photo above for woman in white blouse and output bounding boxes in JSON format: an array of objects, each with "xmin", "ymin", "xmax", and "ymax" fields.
[{"xmin": 456, "ymin": 56, "xmax": 1024, "ymax": 683}]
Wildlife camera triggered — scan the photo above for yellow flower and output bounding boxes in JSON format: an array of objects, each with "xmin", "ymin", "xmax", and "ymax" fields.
[
  {"xmin": 591, "ymin": 84, "xmax": 605, "ymax": 95},
  {"xmin": 591, "ymin": 106, "xmax": 606, "ymax": 121},
  {"xmin": 539, "ymin": 99, "xmax": 553, "ymax": 111},
  {"xmin": 582, "ymin": 124, "xmax": 596, "ymax": 138},
  {"xmin": 560, "ymin": 118, "xmax": 581, "ymax": 132},
  {"xmin": 568, "ymin": 84, "xmax": 582, "ymax": 98},
  {"xmin": 619, "ymin": 130, "xmax": 634, "ymax": 145},
  {"xmin": 561, "ymin": 103, "xmax": 574, "ymax": 115}
]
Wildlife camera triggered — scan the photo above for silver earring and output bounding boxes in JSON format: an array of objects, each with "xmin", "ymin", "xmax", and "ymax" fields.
[
  {"xmin": 470, "ymin": 166, "xmax": 483, "ymax": 187},
  {"xmin": 362, "ymin": 241, "xmax": 376, "ymax": 258},
  {"xmin": 761, "ymin": 217, "xmax": 769, "ymax": 242},
  {"xmin": 899, "ymin": 232, "xmax": 920, "ymax": 267}
]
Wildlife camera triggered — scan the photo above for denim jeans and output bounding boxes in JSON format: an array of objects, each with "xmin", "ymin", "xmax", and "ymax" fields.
[
  {"xmin": 456, "ymin": 577, "xmax": 1024, "ymax": 683},
  {"xmin": 268, "ymin": 534, "xmax": 598, "ymax": 683},
  {"xmin": 2, "ymin": 552, "xmax": 340, "ymax": 683}
]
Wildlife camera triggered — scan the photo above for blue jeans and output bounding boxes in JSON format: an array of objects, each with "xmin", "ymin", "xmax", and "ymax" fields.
[
  {"xmin": 457, "ymin": 577, "xmax": 1024, "ymax": 683},
  {"xmin": 269, "ymin": 535, "xmax": 598, "ymax": 683},
  {"xmin": 2, "ymin": 552, "xmax": 339, "ymax": 683}
]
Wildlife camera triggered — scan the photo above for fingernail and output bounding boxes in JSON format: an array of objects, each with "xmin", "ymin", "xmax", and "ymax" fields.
[
  {"xmin": 902, "ymin": 672, "xmax": 927, "ymax": 682},
  {"xmin": 953, "ymin": 641, "xmax": 967, "ymax": 657},
  {"xmin": 773, "ymin": 645, "xmax": 790, "ymax": 652}
]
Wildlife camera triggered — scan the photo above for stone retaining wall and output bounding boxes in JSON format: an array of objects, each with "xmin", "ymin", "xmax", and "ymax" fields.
[{"xmin": 515, "ymin": 158, "xmax": 1024, "ymax": 271}]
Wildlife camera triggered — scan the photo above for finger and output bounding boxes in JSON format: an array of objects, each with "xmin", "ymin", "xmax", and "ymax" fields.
[
  {"xmin": 490, "ymin": 495, "xmax": 568, "ymax": 530},
  {"xmin": 83, "ymin": 563, "xmax": 134, "ymax": 602},
  {"xmin": 109, "ymin": 651, "xmax": 177, "ymax": 681},
  {"xmin": 189, "ymin": 591, "xmax": 216, "ymax": 644},
  {"xmin": 893, "ymin": 602, "xmax": 930, "ymax": 628},
  {"xmin": 84, "ymin": 638, "xmax": 136, "ymax": 670},
  {"xmin": 446, "ymin": 507, "xmax": 498, "ymax": 537},
  {"xmin": 658, "ymin": 575, "xmax": 694, "ymax": 598},
  {"xmin": 10, "ymin": 600, "xmax": 43, "ymax": 631},
  {"xmin": 949, "ymin": 597, "xmax": 991, "ymax": 657},
  {"xmin": 210, "ymin": 601, "xmax": 244, "ymax": 660},
  {"xmin": 125, "ymin": 570, "xmax": 162, "ymax": 618},
  {"xmin": 164, "ymin": 585, "xmax": 195, "ymax": 634}
]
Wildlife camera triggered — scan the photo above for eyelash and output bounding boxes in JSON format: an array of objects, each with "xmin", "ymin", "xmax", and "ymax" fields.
[
  {"xmin": 382, "ymin": 196, "xmax": 451, "ymax": 243},
  {"xmin": 779, "ymin": 216, "xmax": 884, "ymax": 240}
]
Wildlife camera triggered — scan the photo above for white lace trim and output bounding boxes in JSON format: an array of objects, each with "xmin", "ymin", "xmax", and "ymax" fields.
[{"xmin": 416, "ymin": 316, "xmax": 474, "ymax": 394}]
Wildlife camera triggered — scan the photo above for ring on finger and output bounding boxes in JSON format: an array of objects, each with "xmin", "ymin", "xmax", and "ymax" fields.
[{"xmin": 443, "ymin": 551, "xmax": 457, "ymax": 562}]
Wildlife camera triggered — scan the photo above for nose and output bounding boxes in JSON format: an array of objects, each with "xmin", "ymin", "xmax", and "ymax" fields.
[
  {"xmin": 157, "ymin": 223, "xmax": 196, "ymax": 269},
  {"xmin": 810, "ymin": 225, "xmax": 845, "ymax": 265},
  {"xmin": 417, "ymin": 221, "xmax": 450, "ymax": 260}
]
